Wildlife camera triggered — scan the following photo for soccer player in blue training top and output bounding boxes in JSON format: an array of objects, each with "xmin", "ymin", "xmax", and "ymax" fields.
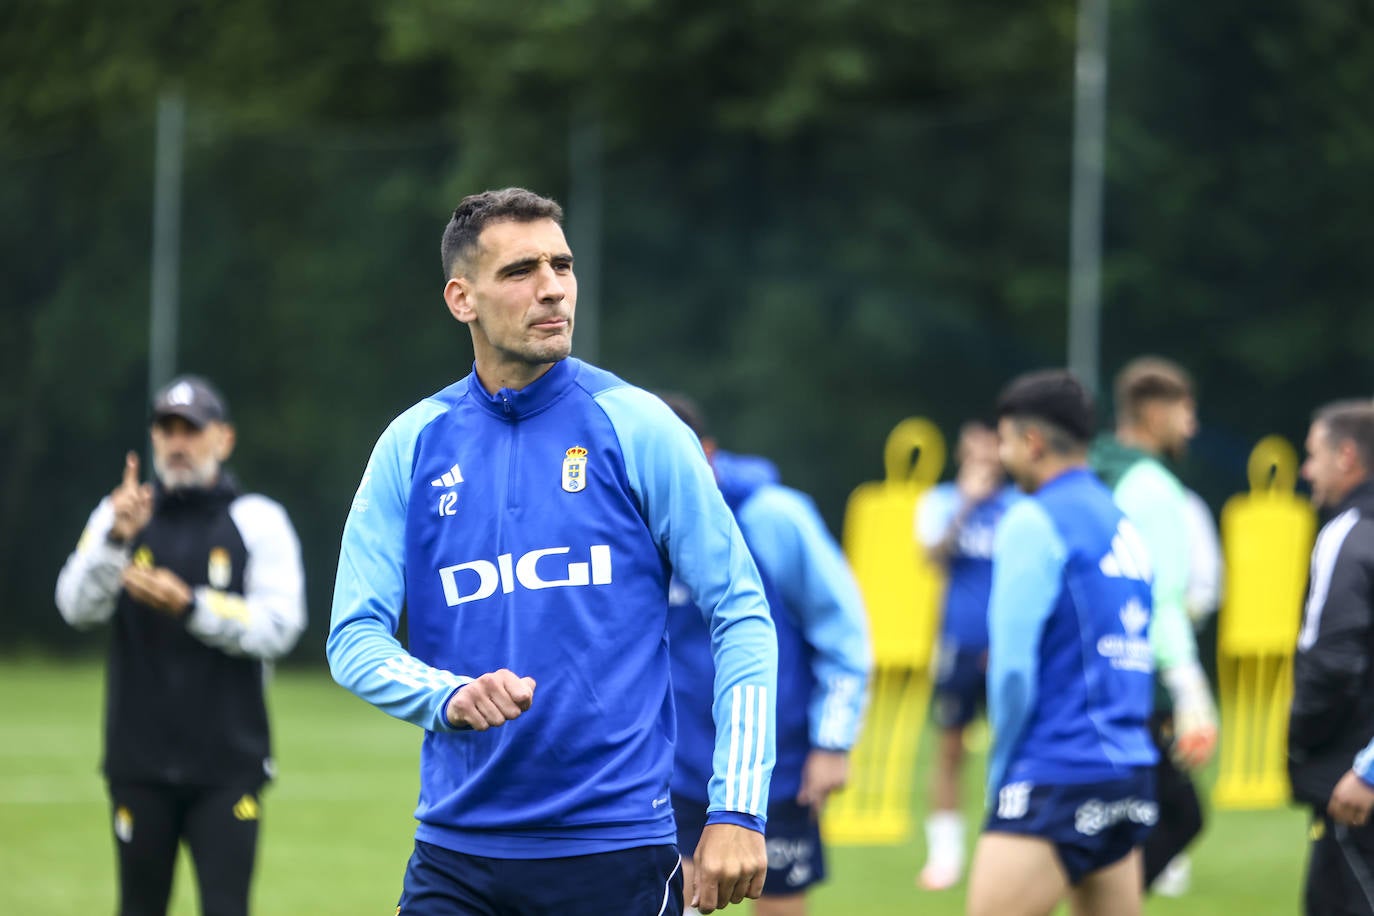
[
  {"xmin": 327, "ymin": 188, "xmax": 779, "ymax": 916},
  {"xmin": 967, "ymin": 370, "xmax": 1158, "ymax": 916},
  {"xmin": 658, "ymin": 394, "xmax": 871, "ymax": 916},
  {"xmin": 916, "ymin": 421, "xmax": 1020, "ymax": 891}
]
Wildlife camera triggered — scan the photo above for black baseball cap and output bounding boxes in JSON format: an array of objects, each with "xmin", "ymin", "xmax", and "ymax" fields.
[{"xmin": 151, "ymin": 375, "xmax": 231, "ymax": 428}]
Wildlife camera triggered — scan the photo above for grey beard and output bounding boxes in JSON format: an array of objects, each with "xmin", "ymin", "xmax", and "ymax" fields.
[{"xmin": 155, "ymin": 455, "xmax": 219, "ymax": 491}]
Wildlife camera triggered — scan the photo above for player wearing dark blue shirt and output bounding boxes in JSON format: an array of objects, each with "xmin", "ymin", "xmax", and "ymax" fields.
[
  {"xmin": 967, "ymin": 370, "xmax": 1157, "ymax": 916},
  {"xmin": 327, "ymin": 189, "xmax": 778, "ymax": 916}
]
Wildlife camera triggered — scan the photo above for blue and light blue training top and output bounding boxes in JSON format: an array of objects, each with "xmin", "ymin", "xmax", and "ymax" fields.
[
  {"xmin": 668, "ymin": 452, "xmax": 871, "ymax": 806},
  {"xmin": 326, "ymin": 358, "xmax": 779, "ymax": 858},
  {"xmin": 985, "ymin": 467, "xmax": 1158, "ymax": 800},
  {"xmin": 917, "ymin": 482, "xmax": 1021, "ymax": 650}
]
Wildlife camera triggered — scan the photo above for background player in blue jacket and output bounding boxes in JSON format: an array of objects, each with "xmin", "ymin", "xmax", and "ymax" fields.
[
  {"xmin": 915, "ymin": 421, "xmax": 1020, "ymax": 891},
  {"xmin": 659, "ymin": 394, "xmax": 871, "ymax": 916},
  {"xmin": 327, "ymin": 188, "xmax": 779, "ymax": 916},
  {"xmin": 967, "ymin": 370, "xmax": 1158, "ymax": 916}
]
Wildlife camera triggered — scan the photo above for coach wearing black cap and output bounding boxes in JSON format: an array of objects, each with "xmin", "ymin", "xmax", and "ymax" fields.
[{"xmin": 56, "ymin": 374, "xmax": 306, "ymax": 916}]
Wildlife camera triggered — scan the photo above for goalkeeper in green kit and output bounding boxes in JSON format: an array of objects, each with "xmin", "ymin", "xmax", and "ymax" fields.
[{"xmin": 1091, "ymin": 356, "xmax": 1218, "ymax": 895}]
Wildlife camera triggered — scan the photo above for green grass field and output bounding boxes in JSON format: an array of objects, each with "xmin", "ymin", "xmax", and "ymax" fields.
[{"xmin": 0, "ymin": 658, "xmax": 1308, "ymax": 914}]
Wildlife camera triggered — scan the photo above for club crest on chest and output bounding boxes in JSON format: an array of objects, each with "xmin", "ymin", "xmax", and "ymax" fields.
[
  {"xmin": 562, "ymin": 446, "xmax": 589, "ymax": 493},
  {"xmin": 208, "ymin": 546, "xmax": 232, "ymax": 589}
]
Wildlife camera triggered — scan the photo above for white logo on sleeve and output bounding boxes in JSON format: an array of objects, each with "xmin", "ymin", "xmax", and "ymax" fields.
[
  {"xmin": 352, "ymin": 458, "xmax": 374, "ymax": 513},
  {"xmin": 437, "ymin": 545, "xmax": 613, "ymax": 606}
]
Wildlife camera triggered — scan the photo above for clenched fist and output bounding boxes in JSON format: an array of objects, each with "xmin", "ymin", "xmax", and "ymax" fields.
[{"xmin": 446, "ymin": 669, "xmax": 536, "ymax": 731}]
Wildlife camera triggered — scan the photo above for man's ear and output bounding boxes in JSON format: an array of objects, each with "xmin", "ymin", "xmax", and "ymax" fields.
[
  {"xmin": 444, "ymin": 277, "xmax": 475, "ymax": 325},
  {"xmin": 215, "ymin": 423, "xmax": 237, "ymax": 462},
  {"xmin": 1339, "ymin": 439, "xmax": 1362, "ymax": 475},
  {"xmin": 1138, "ymin": 399, "xmax": 1165, "ymax": 434}
]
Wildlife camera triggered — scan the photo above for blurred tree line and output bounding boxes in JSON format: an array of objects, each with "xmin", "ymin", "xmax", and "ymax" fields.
[{"xmin": 2, "ymin": 0, "xmax": 1371, "ymax": 657}]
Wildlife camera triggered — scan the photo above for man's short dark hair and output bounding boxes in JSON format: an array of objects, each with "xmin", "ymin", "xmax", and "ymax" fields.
[
  {"xmin": 440, "ymin": 188, "xmax": 565, "ymax": 278},
  {"xmin": 1314, "ymin": 399, "xmax": 1374, "ymax": 474},
  {"xmin": 996, "ymin": 369, "xmax": 1095, "ymax": 451},
  {"xmin": 1114, "ymin": 356, "xmax": 1193, "ymax": 423},
  {"xmin": 656, "ymin": 392, "xmax": 709, "ymax": 440}
]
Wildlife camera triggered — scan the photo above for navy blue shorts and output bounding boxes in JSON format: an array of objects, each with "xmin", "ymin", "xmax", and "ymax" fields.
[
  {"xmin": 931, "ymin": 640, "xmax": 987, "ymax": 729},
  {"xmin": 397, "ymin": 839, "xmax": 682, "ymax": 915},
  {"xmin": 672, "ymin": 795, "xmax": 825, "ymax": 896},
  {"xmin": 984, "ymin": 769, "xmax": 1157, "ymax": 884}
]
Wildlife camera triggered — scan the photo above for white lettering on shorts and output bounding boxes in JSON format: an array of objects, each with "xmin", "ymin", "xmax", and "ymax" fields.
[
  {"xmin": 1074, "ymin": 797, "xmax": 1159, "ymax": 836},
  {"xmin": 997, "ymin": 782, "xmax": 1033, "ymax": 820}
]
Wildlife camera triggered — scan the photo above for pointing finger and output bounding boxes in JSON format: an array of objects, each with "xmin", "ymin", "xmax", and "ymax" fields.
[{"xmin": 122, "ymin": 452, "xmax": 140, "ymax": 489}]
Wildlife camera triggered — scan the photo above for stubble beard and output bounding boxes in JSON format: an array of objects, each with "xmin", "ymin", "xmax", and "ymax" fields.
[
  {"xmin": 155, "ymin": 453, "xmax": 219, "ymax": 491},
  {"xmin": 1162, "ymin": 436, "xmax": 1189, "ymax": 464},
  {"xmin": 1002, "ymin": 461, "xmax": 1034, "ymax": 494},
  {"xmin": 520, "ymin": 327, "xmax": 574, "ymax": 366}
]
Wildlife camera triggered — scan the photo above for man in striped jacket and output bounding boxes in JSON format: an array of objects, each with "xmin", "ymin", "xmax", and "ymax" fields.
[{"xmin": 1290, "ymin": 399, "xmax": 1374, "ymax": 916}]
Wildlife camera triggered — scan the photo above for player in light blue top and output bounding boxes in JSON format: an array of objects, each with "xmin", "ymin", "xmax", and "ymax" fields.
[
  {"xmin": 326, "ymin": 189, "xmax": 778, "ymax": 916},
  {"xmin": 968, "ymin": 370, "xmax": 1158, "ymax": 916},
  {"xmin": 915, "ymin": 421, "xmax": 1020, "ymax": 890},
  {"xmin": 659, "ymin": 394, "xmax": 871, "ymax": 916}
]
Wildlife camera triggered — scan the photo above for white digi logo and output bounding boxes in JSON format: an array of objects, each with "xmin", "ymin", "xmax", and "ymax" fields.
[{"xmin": 438, "ymin": 545, "xmax": 613, "ymax": 606}]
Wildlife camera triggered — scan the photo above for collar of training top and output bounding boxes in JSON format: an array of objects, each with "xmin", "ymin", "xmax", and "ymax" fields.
[
  {"xmin": 466, "ymin": 357, "xmax": 577, "ymax": 421},
  {"xmin": 1334, "ymin": 478, "xmax": 1374, "ymax": 517},
  {"xmin": 154, "ymin": 471, "xmax": 241, "ymax": 508}
]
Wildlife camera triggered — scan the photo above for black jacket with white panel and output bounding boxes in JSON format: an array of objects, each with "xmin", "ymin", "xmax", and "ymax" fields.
[
  {"xmin": 56, "ymin": 474, "xmax": 306, "ymax": 786},
  {"xmin": 1289, "ymin": 480, "xmax": 1374, "ymax": 808}
]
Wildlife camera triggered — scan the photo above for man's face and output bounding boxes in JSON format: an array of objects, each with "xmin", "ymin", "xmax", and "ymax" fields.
[
  {"xmin": 959, "ymin": 427, "xmax": 1000, "ymax": 471},
  {"xmin": 1303, "ymin": 421, "xmax": 1346, "ymax": 509},
  {"xmin": 1149, "ymin": 396, "xmax": 1198, "ymax": 462},
  {"xmin": 997, "ymin": 417, "xmax": 1036, "ymax": 493},
  {"xmin": 446, "ymin": 218, "xmax": 576, "ymax": 370},
  {"xmin": 151, "ymin": 416, "xmax": 230, "ymax": 491}
]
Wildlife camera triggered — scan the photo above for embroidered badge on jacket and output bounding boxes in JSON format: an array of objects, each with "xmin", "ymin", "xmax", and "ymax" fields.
[
  {"xmin": 562, "ymin": 446, "xmax": 589, "ymax": 493},
  {"xmin": 208, "ymin": 547, "xmax": 232, "ymax": 589}
]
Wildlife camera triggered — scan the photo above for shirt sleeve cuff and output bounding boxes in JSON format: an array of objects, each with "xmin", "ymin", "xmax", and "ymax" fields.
[
  {"xmin": 705, "ymin": 810, "xmax": 766, "ymax": 834},
  {"xmin": 432, "ymin": 683, "xmax": 474, "ymax": 732},
  {"xmin": 1354, "ymin": 744, "xmax": 1374, "ymax": 786}
]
